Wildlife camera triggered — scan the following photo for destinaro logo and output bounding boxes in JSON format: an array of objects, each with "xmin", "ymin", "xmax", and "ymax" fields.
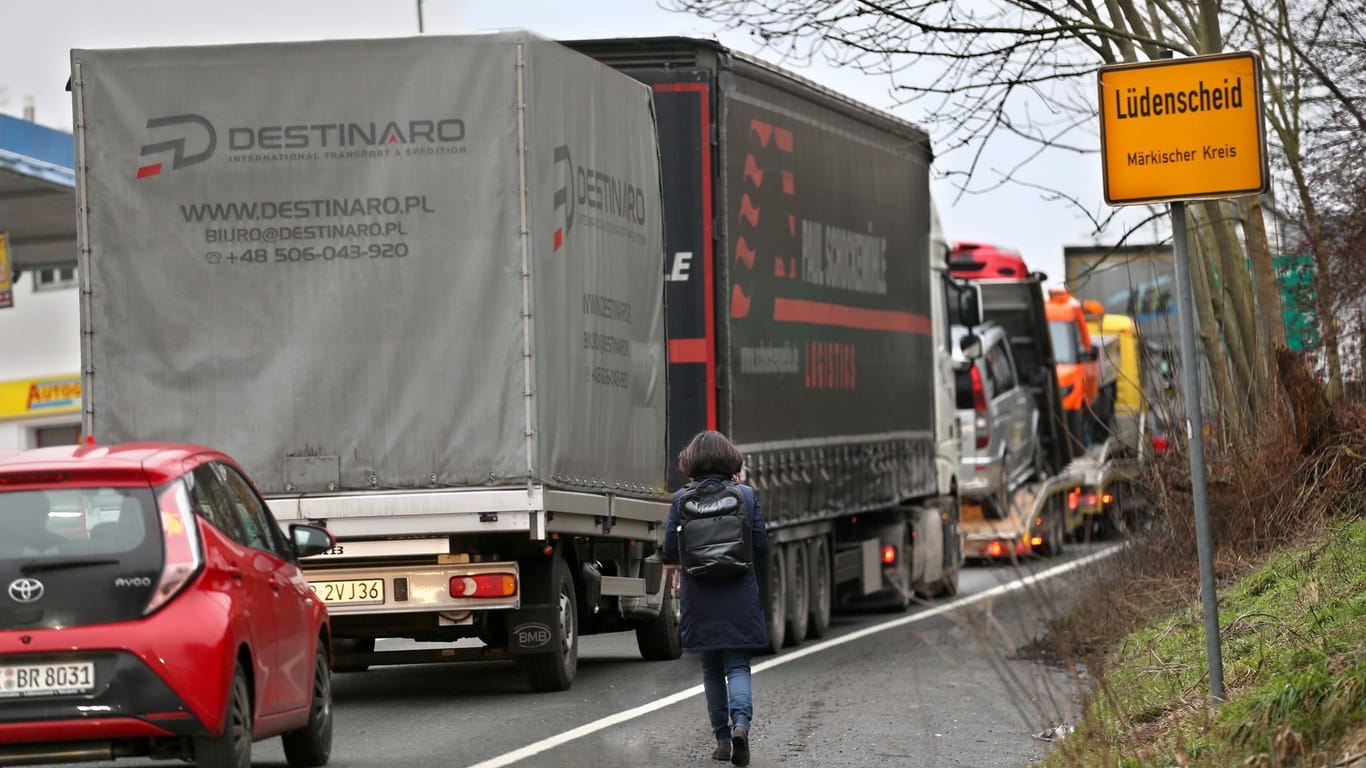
[
  {"xmin": 551, "ymin": 144, "xmax": 647, "ymax": 252},
  {"xmin": 136, "ymin": 113, "xmax": 465, "ymax": 179},
  {"xmin": 137, "ymin": 114, "xmax": 216, "ymax": 179}
]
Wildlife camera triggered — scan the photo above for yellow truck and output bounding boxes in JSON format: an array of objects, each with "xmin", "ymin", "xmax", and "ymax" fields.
[{"xmin": 1081, "ymin": 302, "xmax": 1146, "ymax": 452}]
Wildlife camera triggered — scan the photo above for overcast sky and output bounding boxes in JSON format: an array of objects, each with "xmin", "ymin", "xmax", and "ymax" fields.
[{"xmin": 0, "ymin": 0, "xmax": 1155, "ymax": 283}]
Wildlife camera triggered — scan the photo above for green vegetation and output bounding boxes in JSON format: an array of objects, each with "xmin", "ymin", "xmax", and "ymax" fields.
[{"xmin": 1044, "ymin": 519, "xmax": 1366, "ymax": 767}]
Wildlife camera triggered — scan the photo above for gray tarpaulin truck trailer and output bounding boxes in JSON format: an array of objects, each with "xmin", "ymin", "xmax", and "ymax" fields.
[
  {"xmin": 73, "ymin": 34, "xmax": 673, "ymax": 692},
  {"xmin": 568, "ymin": 38, "xmax": 964, "ymax": 649}
]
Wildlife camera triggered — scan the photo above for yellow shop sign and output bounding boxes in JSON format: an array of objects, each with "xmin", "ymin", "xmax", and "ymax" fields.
[{"xmin": 0, "ymin": 375, "xmax": 82, "ymax": 419}]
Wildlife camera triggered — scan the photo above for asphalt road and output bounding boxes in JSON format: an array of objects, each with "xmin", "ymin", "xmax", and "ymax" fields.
[{"xmin": 58, "ymin": 545, "xmax": 1116, "ymax": 768}]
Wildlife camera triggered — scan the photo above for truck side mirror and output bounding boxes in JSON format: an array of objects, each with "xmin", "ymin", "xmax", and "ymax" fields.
[
  {"xmin": 956, "ymin": 284, "xmax": 984, "ymax": 328},
  {"xmin": 959, "ymin": 333, "xmax": 984, "ymax": 360},
  {"xmin": 1085, "ymin": 343, "xmax": 1101, "ymax": 362}
]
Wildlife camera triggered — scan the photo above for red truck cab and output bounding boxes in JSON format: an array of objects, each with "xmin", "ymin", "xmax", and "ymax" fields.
[{"xmin": 948, "ymin": 242, "xmax": 1031, "ymax": 279}]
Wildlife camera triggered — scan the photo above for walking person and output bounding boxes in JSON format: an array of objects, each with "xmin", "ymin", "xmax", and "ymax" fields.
[{"xmin": 662, "ymin": 430, "xmax": 769, "ymax": 766}]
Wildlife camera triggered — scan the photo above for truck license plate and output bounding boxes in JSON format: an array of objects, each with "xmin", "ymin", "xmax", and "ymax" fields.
[
  {"xmin": 310, "ymin": 579, "xmax": 385, "ymax": 606},
  {"xmin": 0, "ymin": 661, "xmax": 96, "ymax": 697}
]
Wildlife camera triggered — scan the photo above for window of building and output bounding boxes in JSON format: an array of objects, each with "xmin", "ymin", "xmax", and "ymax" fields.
[
  {"xmin": 34, "ymin": 424, "xmax": 81, "ymax": 447},
  {"xmin": 33, "ymin": 267, "xmax": 78, "ymax": 292}
]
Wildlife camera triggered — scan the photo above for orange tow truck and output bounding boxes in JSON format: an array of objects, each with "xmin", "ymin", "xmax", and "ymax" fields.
[{"xmin": 1045, "ymin": 287, "xmax": 1101, "ymax": 453}]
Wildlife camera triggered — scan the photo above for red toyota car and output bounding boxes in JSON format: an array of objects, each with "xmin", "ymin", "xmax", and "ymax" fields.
[{"xmin": 0, "ymin": 442, "xmax": 335, "ymax": 767}]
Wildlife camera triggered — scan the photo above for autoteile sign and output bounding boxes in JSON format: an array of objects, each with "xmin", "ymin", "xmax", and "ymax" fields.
[{"xmin": 1099, "ymin": 52, "xmax": 1268, "ymax": 205}]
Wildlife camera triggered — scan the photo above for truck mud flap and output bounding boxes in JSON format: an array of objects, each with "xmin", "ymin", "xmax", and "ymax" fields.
[{"xmin": 505, "ymin": 607, "xmax": 561, "ymax": 656}]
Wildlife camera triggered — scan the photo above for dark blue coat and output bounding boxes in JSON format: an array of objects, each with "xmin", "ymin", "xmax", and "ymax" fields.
[{"xmin": 662, "ymin": 475, "xmax": 769, "ymax": 652}]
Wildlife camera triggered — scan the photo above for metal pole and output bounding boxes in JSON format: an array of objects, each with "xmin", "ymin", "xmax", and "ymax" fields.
[
  {"xmin": 1170, "ymin": 200, "xmax": 1226, "ymax": 704},
  {"xmin": 417, "ymin": 0, "xmax": 425, "ymax": 33}
]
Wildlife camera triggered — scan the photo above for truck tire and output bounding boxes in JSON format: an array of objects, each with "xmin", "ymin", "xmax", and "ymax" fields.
[
  {"xmin": 805, "ymin": 537, "xmax": 832, "ymax": 639},
  {"xmin": 783, "ymin": 541, "xmax": 810, "ymax": 647},
  {"xmin": 634, "ymin": 578, "xmax": 682, "ymax": 661},
  {"xmin": 761, "ymin": 546, "xmax": 786, "ymax": 654},
  {"xmin": 331, "ymin": 637, "xmax": 373, "ymax": 674},
  {"xmin": 522, "ymin": 560, "xmax": 579, "ymax": 692},
  {"xmin": 1037, "ymin": 507, "xmax": 1066, "ymax": 557}
]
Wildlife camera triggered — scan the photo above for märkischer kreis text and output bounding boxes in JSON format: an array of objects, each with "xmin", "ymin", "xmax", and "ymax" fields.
[{"xmin": 1118, "ymin": 77, "xmax": 1244, "ymax": 168}]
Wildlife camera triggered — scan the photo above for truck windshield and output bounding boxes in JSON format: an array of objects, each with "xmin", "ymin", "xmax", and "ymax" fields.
[{"xmin": 1050, "ymin": 321, "xmax": 1080, "ymax": 364}]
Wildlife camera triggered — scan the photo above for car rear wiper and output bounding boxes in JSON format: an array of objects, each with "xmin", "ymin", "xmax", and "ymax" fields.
[{"xmin": 20, "ymin": 557, "xmax": 122, "ymax": 574}]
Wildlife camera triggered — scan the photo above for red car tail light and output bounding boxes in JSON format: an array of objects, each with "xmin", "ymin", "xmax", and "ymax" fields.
[
  {"xmin": 146, "ymin": 481, "xmax": 204, "ymax": 615},
  {"xmin": 449, "ymin": 573, "xmax": 516, "ymax": 598}
]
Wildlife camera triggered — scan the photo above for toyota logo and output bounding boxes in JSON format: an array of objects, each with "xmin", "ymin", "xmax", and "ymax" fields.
[{"xmin": 8, "ymin": 578, "xmax": 44, "ymax": 604}]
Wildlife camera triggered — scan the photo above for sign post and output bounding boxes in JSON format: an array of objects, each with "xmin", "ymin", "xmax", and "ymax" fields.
[{"xmin": 1099, "ymin": 51, "xmax": 1268, "ymax": 705}]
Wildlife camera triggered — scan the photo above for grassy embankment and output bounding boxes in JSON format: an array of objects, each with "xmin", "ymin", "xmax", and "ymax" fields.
[
  {"xmin": 1041, "ymin": 392, "xmax": 1366, "ymax": 767},
  {"xmin": 1046, "ymin": 519, "xmax": 1366, "ymax": 766}
]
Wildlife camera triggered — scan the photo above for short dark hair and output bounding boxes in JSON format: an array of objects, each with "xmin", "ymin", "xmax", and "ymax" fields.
[{"xmin": 677, "ymin": 430, "xmax": 744, "ymax": 478}]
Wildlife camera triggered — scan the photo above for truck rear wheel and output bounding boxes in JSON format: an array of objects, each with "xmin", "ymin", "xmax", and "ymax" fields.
[
  {"xmin": 761, "ymin": 546, "xmax": 786, "ymax": 654},
  {"xmin": 522, "ymin": 560, "xmax": 579, "ymax": 692},
  {"xmin": 805, "ymin": 537, "xmax": 832, "ymax": 639},
  {"xmin": 783, "ymin": 542, "xmax": 810, "ymax": 647},
  {"xmin": 635, "ymin": 576, "xmax": 682, "ymax": 661},
  {"xmin": 1037, "ymin": 507, "xmax": 1066, "ymax": 557}
]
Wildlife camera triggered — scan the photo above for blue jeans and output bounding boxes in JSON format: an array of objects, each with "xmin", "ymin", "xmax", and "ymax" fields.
[{"xmin": 701, "ymin": 650, "xmax": 753, "ymax": 741}]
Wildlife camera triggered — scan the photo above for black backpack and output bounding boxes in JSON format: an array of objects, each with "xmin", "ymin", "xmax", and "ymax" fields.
[{"xmin": 676, "ymin": 478, "xmax": 753, "ymax": 579}]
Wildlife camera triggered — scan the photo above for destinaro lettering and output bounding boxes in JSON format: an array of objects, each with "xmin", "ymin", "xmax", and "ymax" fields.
[
  {"xmin": 1114, "ymin": 78, "xmax": 1245, "ymax": 120},
  {"xmin": 228, "ymin": 119, "xmax": 465, "ymax": 150},
  {"xmin": 137, "ymin": 112, "xmax": 464, "ymax": 178},
  {"xmin": 551, "ymin": 144, "xmax": 647, "ymax": 251}
]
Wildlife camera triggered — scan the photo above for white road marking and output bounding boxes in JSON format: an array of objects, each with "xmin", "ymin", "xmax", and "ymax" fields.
[{"xmin": 465, "ymin": 545, "xmax": 1122, "ymax": 768}]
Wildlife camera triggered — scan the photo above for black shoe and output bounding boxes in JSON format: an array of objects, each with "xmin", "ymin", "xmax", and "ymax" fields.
[
  {"xmin": 730, "ymin": 725, "xmax": 750, "ymax": 766},
  {"xmin": 712, "ymin": 741, "xmax": 732, "ymax": 761}
]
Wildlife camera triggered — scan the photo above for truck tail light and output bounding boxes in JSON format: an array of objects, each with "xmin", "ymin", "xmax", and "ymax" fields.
[
  {"xmin": 881, "ymin": 545, "xmax": 897, "ymax": 566},
  {"xmin": 147, "ymin": 481, "xmax": 204, "ymax": 615},
  {"xmin": 450, "ymin": 573, "xmax": 517, "ymax": 598},
  {"xmin": 970, "ymin": 365, "xmax": 990, "ymax": 449}
]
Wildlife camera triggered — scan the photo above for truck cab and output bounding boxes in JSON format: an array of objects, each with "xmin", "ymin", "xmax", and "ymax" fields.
[{"xmin": 1046, "ymin": 287, "xmax": 1101, "ymax": 452}]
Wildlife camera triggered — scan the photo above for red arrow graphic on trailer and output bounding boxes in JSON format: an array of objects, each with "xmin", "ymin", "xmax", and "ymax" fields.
[
  {"xmin": 738, "ymin": 194, "xmax": 760, "ymax": 228},
  {"xmin": 730, "ymin": 284, "xmax": 752, "ymax": 319},
  {"xmin": 749, "ymin": 119, "xmax": 773, "ymax": 147},
  {"xmin": 735, "ymin": 237, "xmax": 756, "ymax": 270},
  {"xmin": 744, "ymin": 155, "xmax": 765, "ymax": 187}
]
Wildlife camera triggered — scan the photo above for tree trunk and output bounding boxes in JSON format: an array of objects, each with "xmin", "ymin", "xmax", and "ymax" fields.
[
  {"xmin": 1240, "ymin": 197, "xmax": 1286, "ymax": 352},
  {"xmin": 1188, "ymin": 211, "xmax": 1245, "ymax": 446},
  {"xmin": 1275, "ymin": 349, "xmax": 1339, "ymax": 454},
  {"xmin": 1206, "ymin": 200, "xmax": 1269, "ymax": 413}
]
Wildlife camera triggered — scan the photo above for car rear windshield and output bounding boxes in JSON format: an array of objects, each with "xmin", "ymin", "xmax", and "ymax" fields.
[{"xmin": 0, "ymin": 487, "xmax": 157, "ymax": 560}]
